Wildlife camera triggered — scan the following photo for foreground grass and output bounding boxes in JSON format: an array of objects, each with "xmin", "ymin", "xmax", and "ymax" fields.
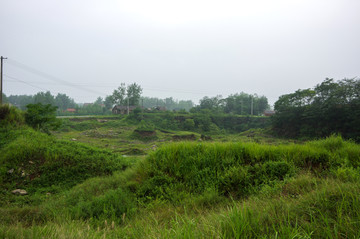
[
  {"xmin": 1, "ymin": 175, "xmax": 360, "ymax": 238},
  {"xmin": 1, "ymin": 105, "xmax": 360, "ymax": 238}
]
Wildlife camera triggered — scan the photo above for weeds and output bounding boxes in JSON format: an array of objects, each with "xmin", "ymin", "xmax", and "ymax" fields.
[{"xmin": 1, "ymin": 107, "xmax": 360, "ymax": 238}]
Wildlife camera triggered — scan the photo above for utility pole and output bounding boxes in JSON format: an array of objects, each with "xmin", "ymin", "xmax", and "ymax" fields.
[
  {"xmin": 127, "ymin": 97, "xmax": 130, "ymax": 115},
  {"xmin": 0, "ymin": 56, "xmax": 7, "ymax": 105},
  {"xmin": 251, "ymin": 95, "xmax": 254, "ymax": 116},
  {"xmin": 241, "ymin": 99, "xmax": 243, "ymax": 115}
]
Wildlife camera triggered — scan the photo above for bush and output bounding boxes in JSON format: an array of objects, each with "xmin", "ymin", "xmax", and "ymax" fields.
[
  {"xmin": 0, "ymin": 128, "xmax": 125, "ymax": 197},
  {"xmin": 69, "ymin": 187, "xmax": 136, "ymax": 223},
  {"xmin": 25, "ymin": 103, "xmax": 61, "ymax": 134},
  {"xmin": 0, "ymin": 104, "xmax": 24, "ymax": 127}
]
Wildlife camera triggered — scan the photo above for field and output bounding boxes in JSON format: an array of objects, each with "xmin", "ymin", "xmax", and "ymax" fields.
[{"xmin": 1, "ymin": 110, "xmax": 360, "ymax": 238}]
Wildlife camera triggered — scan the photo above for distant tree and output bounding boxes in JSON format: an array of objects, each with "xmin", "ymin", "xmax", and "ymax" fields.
[
  {"xmin": 127, "ymin": 83, "xmax": 142, "ymax": 106},
  {"xmin": 55, "ymin": 93, "xmax": 76, "ymax": 111},
  {"xmin": 111, "ymin": 83, "xmax": 127, "ymax": 106},
  {"xmin": 184, "ymin": 118, "xmax": 195, "ymax": 130},
  {"xmin": 34, "ymin": 91, "xmax": 55, "ymax": 106},
  {"xmin": 141, "ymin": 97, "xmax": 194, "ymax": 111},
  {"xmin": 8, "ymin": 95, "xmax": 34, "ymax": 110},
  {"xmin": 223, "ymin": 93, "xmax": 269, "ymax": 115},
  {"xmin": 272, "ymin": 78, "xmax": 360, "ymax": 141},
  {"xmin": 25, "ymin": 103, "xmax": 61, "ymax": 134},
  {"xmin": 194, "ymin": 111, "xmax": 212, "ymax": 132},
  {"xmin": 104, "ymin": 95, "xmax": 113, "ymax": 109},
  {"xmin": 2, "ymin": 93, "xmax": 8, "ymax": 103},
  {"xmin": 199, "ymin": 95, "xmax": 222, "ymax": 111},
  {"xmin": 94, "ymin": 96, "xmax": 103, "ymax": 105},
  {"xmin": 178, "ymin": 100, "xmax": 194, "ymax": 111}
]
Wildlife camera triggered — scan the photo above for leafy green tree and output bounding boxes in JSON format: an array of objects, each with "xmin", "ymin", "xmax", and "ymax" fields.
[
  {"xmin": 55, "ymin": 93, "xmax": 76, "ymax": 111},
  {"xmin": 272, "ymin": 78, "xmax": 360, "ymax": 141},
  {"xmin": 8, "ymin": 94, "xmax": 34, "ymax": 110},
  {"xmin": 194, "ymin": 110, "xmax": 212, "ymax": 132},
  {"xmin": 141, "ymin": 97, "xmax": 194, "ymax": 111},
  {"xmin": 94, "ymin": 96, "xmax": 103, "ymax": 105},
  {"xmin": 104, "ymin": 95, "xmax": 113, "ymax": 109},
  {"xmin": 223, "ymin": 93, "xmax": 269, "ymax": 115},
  {"xmin": 34, "ymin": 91, "xmax": 55, "ymax": 106},
  {"xmin": 199, "ymin": 95, "xmax": 224, "ymax": 113},
  {"xmin": 184, "ymin": 118, "xmax": 195, "ymax": 130},
  {"xmin": 177, "ymin": 100, "xmax": 194, "ymax": 111},
  {"xmin": 25, "ymin": 103, "xmax": 61, "ymax": 134},
  {"xmin": 111, "ymin": 83, "xmax": 127, "ymax": 106},
  {"xmin": 2, "ymin": 93, "xmax": 8, "ymax": 103},
  {"xmin": 127, "ymin": 83, "xmax": 142, "ymax": 106}
]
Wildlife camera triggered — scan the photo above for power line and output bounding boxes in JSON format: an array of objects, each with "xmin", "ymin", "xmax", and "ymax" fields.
[
  {"xmin": 5, "ymin": 59, "xmax": 243, "ymax": 96},
  {"xmin": 6, "ymin": 58, "xmax": 107, "ymax": 96},
  {"xmin": 1, "ymin": 56, "xmax": 7, "ymax": 104},
  {"xmin": 4, "ymin": 74, "xmax": 48, "ymax": 91},
  {"xmin": 5, "ymin": 58, "xmax": 280, "ymax": 101}
]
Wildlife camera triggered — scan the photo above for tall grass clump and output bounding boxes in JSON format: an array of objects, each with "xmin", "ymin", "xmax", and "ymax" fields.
[
  {"xmin": 136, "ymin": 135, "xmax": 360, "ymax": 204},
  {"xmin": 0, "ymin": 104, "xmax": 24, "ymax": 127},
  {"xmin": 136, "ymin": 142, "xmax": 295, "ymax": 202},
  {"xmin": 0, "ymin": 128, "xmax": 126, "ymax": 205},
  {"xmin": 220, "ymin": 177, "xmax": 360, "ymax": 238},
  {"xmin": 0, "ymin": 104, "xmax": 25, "ymax": 149}
]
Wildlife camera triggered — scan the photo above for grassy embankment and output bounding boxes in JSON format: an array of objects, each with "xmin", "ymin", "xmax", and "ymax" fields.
[{"xmin": 1, "ymin": 105, "xmax": 360, "ymax": 238}]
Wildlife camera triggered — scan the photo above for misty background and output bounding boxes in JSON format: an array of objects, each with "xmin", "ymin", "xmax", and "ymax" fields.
[{"xmin": 1, "ymin": 0, "xmax": 359, "ymax": 106}]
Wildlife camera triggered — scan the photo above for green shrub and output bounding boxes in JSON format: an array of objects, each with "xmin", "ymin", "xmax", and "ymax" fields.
[
  {"xmin": 183, "ymin": 119, "xmax": 195, "ymax": 130},
  {"xmin": 25, "ymin": 103, "xmax": 61, "ymax": 134},
  {"xmin": 69, "ymin": 187, "xmax": 136, "ymax": 223},
  {"xmin": 0, "ymin": 128, "xmax": 125, "ymax": 199},
  {"xmin": 0, "ymin": 104, "xmax": 24, "ymax": 127},
  {"xmin": 220, "ymin": 179, "xmax": 360, "ymax": 238}
]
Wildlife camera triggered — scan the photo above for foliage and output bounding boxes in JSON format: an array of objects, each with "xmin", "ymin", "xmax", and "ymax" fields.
[
  {"xmin": 75, "ymin": 103, "xmax": 109, "ymax": 115},
  {"xmin": 111, "ymin": 83, "xmax": 127, "ymax": 106},
  {"xmin": 7, "ymin": 94, "xmax": 34, "ymax": 110},
  {"xmin": 0, "ymin": 104, "xmax": 24, "ymax": 127},
  {"xmin": 191, "ymin": 93, "xmax": 269, "ymax": 116},
  {"xmin": 141, "ymin": 96, "xmax": 194, "ymax": 111},
  {"xmin": 136, "ymin": 135, "xmax": 359, "ymax": 203},
  {"xmin": 7, "ymin": 92, "xmax": 76, "ymax": 112},
  {"xmin": 111, "ymin": 82, "xmax": 143, "ymax": 107},
  {"xmin": 183, "ymin": 118, "xmax": 195, "ymax": 130},
  {"xmin": 127, "ymin": 83, "xmax": 142, "ymax": 106},
  {"xmin": 0, "ymin": 128, "xmax": 126, "ymax": 205},
  {"xmin": 1, "ymin": 93, "xmax": 8, "ymax": 103},
  {"xmin": 55, "ymin": 93, "xmax": 76, "ymax": 111},
  {"xmin": 272, "ymin": 78, "xmax": 360, "ymax": 141},
  {"xmin": 34, "ymin": 91, "xmax": 56, "ymax": 105},
  {"xmin": 25, "ymin": 103, "xmax": 61, "ymax": 134},
  {"xmin": 2, "ymin": 106, "xmax": 360, "ymax": 238}
]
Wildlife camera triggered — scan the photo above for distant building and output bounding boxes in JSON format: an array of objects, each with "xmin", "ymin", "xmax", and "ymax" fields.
[
  {"xmin": 66, "ymin": 108, "xmax": 76, "ymax": 113},
  {"xmin": 263, "ymin": 110, "xmax": 275, "ymax": 116},
  {"xmin": 112, "ymin": 105, "xmax": 139, "ymax": 114},
  {"xmin": 154, "ymin": 106, "xmax": 167, "ymax": 111}
]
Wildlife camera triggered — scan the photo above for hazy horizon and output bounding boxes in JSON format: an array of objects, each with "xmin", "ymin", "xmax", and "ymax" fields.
[{"xmin": 1, "ymin": 0, "xmax": 359, "ymax": 106}]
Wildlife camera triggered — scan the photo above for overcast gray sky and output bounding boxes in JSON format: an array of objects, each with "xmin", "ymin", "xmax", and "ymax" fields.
[{"xmin": 1, "ymin": 0, "xmax": 359, "ymax": 106}]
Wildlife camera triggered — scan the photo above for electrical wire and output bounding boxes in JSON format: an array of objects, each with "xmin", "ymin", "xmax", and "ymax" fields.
[
  {"xmin": 6, "ymin": 59, "xmax": 107, "ymax": 96},
  {"xmin": 4, "ymin": 74, "xmax": 48, "ymax": 91}
]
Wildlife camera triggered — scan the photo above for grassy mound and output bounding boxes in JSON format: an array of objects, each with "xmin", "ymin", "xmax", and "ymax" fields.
[
  {"xmin": 1, "ymin": 108, "xmax": 360, "ymax": 239},
  {"xmin": 0, "ymin": 128, "xmax": 126, "ymax": 206},
  {"xmin": 135, "ymin": 136, "xmax": 360, "ymax": 202}
]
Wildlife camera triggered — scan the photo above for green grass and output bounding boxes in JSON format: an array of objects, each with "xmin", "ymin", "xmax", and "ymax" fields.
[
  {"xmin": 2, "ymin": 107, "xmax": 360, "ymax": 238},
  {"xmin": 0, "ymin": 127, "xmax": 129, "ymax": 207}
]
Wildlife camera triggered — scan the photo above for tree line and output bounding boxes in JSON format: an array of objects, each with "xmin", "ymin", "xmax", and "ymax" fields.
[
  {"xmin": 272, "ymin": 78, "xmax": 360, "ymax": 141},
  {"xmin": 3, "ymin": 82, "xmax": 269, "ymax": 115},
  {"xmin": 191, "ymin": 93, "xmax": 269, "ymax": 116}
]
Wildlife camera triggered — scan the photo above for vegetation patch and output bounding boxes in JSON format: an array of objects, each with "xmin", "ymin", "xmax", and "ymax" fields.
[
  {"xmin": 172, "ymin": 134, "xmax": 197, "ymax": 141},
  {"xmin": 0, "ymin": 128, "xmax": 126, "ymax": 206}
]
